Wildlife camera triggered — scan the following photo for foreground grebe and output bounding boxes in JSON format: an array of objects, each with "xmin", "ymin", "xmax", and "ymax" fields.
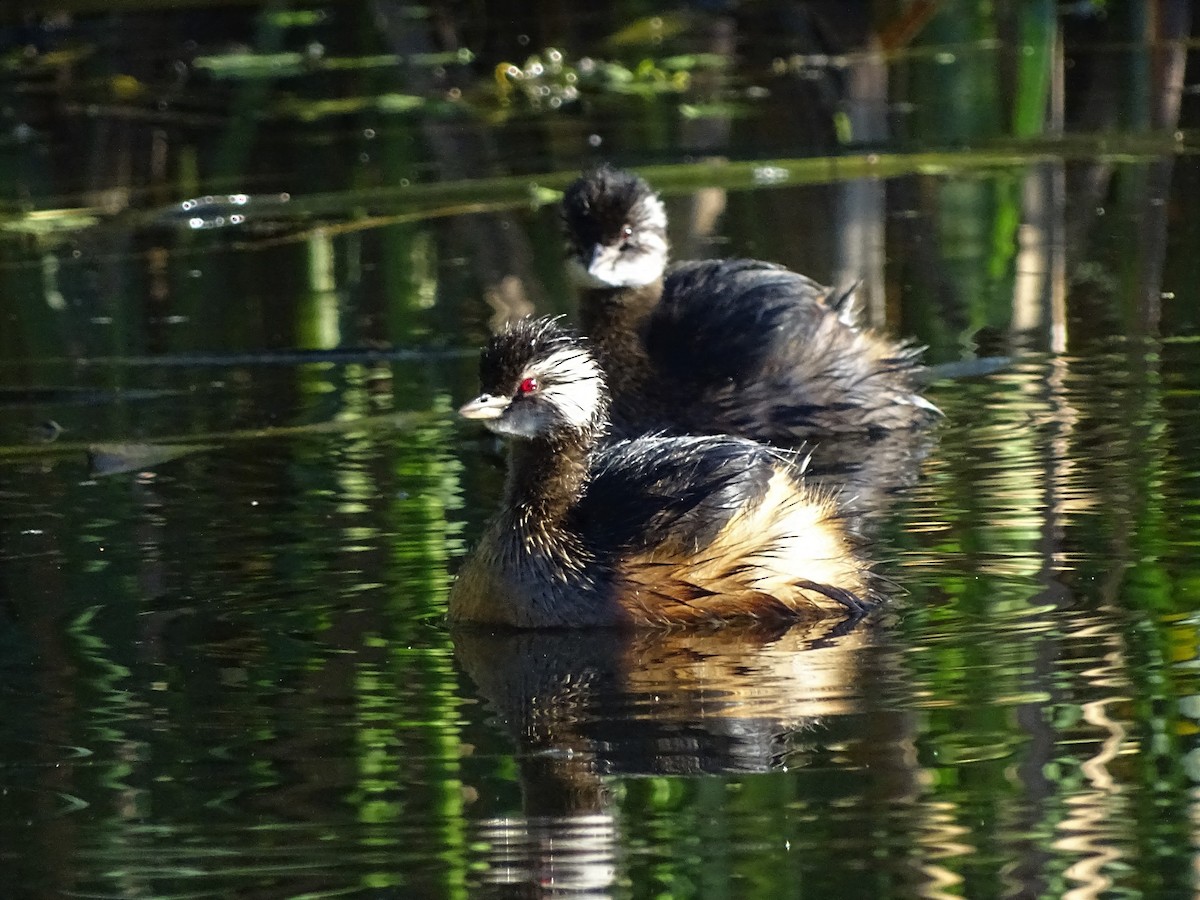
[
  {"xmin": 449, "ymin": 318, "xmax": 874, "ymax": 628},
  {"xmin": 562, "ymin": 165, "xmax": 940, "ymax": 441}
]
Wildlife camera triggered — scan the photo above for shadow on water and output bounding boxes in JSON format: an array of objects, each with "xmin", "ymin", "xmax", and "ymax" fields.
[{"xmin": 1, "ymin": 0, "xmax": 1200, "ymax": 897}]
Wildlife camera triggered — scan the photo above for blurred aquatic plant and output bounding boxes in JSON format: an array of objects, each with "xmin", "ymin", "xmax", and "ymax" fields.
[
  {"xmin": 491, "ymin": 47, "xmax": 730, "ymax": 113},
  {"xmin": 0, "ymin": 207, "xmax": 102, "ymax": 236},
  {"xmin": 604, "ymin": 12, "xmax": 697, "ymax": 49},
  {"xmin": 272, "ymin": 92, "xmax": 432, "ymax": 122},
  {"xmin": 193, "ymin": 47, "xmax": 474, "ymax": 80}
]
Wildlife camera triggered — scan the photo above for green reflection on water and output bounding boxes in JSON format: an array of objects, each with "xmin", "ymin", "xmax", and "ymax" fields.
[{"xmin": 2, "ymin": 0, "xmax": 1200, "ymax": 896}]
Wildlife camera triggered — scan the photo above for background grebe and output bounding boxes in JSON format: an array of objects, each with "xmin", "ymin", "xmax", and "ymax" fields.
[
  {"xmin": 562, "ymin": 165, "xmax": 940, "ymax": 442},
  {"xmin": 450, "ymin": 317, "xmax": 876, "ymax": 628}
]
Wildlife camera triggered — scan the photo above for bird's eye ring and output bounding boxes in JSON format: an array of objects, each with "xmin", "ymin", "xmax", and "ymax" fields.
[
  {"xmin": 620, "ymin": 224, "xmax": 634, "ymax": 240},
  {"xmin": 517, "ymin": 377, "xmax": 539, "ymax": 396}
]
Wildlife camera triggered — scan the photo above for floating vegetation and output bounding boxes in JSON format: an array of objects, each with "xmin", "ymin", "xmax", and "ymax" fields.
[
  {"xmin": 604, "ymin": 13, "xmax": 697, "ymax": 48},
  {"xmin": 272, "ymin": 92, "xmax": 433, "ymax": 122},
  {"xmin": 0, "ymin": 207, "xmax": 102, "ymax": 236},
  {"xmin": 193, "ymin": 47, "xmax": 474, "ymax": 80},
  {"xmin": 493, "ymin": 48, "xmax": 581, "ymax": 110},
  {"xmin": 492, "ymin": 47, "xmax": 733, "ymax": 112},
  {"xmin": 679, "ymin": 101, "xmax": 752, "ymax": 121},
  {"xmin": 192, "ymin": 49, "xmax": 328, "ymax": 80},
  {"xmin": 0, "ymin": 45, "xmax": 94, "ymax": 74}
]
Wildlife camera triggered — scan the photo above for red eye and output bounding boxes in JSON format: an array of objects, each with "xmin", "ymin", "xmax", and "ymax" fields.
[
  {"xmin": 517, "ymin": 376, "xmax": 539, "ymax": 395},
  {"xmin": 620, "ymin": 224, "xmax": 634, "ymax": 240}
]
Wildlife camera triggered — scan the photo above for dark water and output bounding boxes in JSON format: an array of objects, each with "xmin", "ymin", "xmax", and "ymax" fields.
[{"xmin": 3, "ymin": 2, "xmax": 1200, "ymax": 897}]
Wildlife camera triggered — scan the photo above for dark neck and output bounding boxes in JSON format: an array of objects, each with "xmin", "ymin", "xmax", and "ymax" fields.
[
  {"xmin": 504, "ymin": 429, "xmax": 594, "ymax": 529},
  {"xmin": 578, "ymin": 279, "xmax": 662, "ymax": 402},
  {"xmin": 578, "ymin": 278, "xmax": 662, "ymax": 339}
]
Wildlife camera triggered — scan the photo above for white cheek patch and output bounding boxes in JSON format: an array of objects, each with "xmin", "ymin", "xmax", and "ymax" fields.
[
  {"xmin": 567, "ymin": 234, "xmax": 669, "ymax": 289},
  {"xmin": 529, "ymin": 348, "xmax": 605, "ymax": 429},
  {"xmin": 634, "ymin": 192, "xmax": 668, "ymax": 234}
]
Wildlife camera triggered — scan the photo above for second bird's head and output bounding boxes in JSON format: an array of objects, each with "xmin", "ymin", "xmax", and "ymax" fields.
[
  {"xmin": 460, "ymin": 318, "xmax": 609, "ymax": 441},
  {"xmin": 562, "ymin": 165, "xmax": 669, "ymax": 290}
]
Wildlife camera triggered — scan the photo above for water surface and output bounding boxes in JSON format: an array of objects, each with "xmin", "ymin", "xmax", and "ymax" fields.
[{"xmin": 2, "ymin": 2, "xmax": 1200, "ymax": 897}]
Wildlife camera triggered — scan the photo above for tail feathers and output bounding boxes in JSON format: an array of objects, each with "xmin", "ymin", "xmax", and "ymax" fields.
[{"xmin": 619, "ymin": 553, "xmax": 872, "ymax": 625}]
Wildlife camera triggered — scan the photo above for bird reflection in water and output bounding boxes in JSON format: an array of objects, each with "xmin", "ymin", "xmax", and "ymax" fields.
[{"xmin": 454, "ymin": 615, "xmax": 918, "ymax": 897}]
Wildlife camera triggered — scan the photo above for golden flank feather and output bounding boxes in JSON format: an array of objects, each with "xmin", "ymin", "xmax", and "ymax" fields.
[{"xmin": 616, "ymin": 471, "xmax": 866, "ymax": 625}]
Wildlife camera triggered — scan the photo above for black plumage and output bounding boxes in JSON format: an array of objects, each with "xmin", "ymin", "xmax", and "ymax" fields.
[
  {"xmin": 577, "ymin": 433, "xmax": 781, "ymax": 558},
  {"xmin": 562, "ymin": 165, "xmax": 657, "ymax": 262},
  {"xmin": 562, "ymin": 166, "xmax": 940, "ymax": 442}
]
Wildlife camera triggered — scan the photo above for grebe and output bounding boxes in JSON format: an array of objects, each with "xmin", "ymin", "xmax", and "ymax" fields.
[
  {"xmin": 450, "ymin": 317, "xmax": 874, "ymax": 628},
  {"xmin": 561, "ymin": 165, "xmax": 940, "ymax": 442}
]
